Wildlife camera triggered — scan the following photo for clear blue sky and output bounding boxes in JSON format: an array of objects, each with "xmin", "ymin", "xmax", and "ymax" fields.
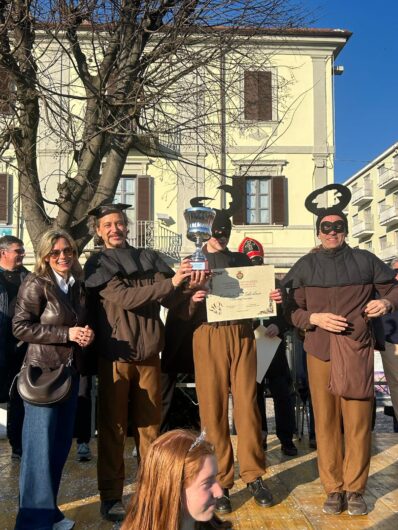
[{"xmin": 303, "ymin": 0, "xmax": 398, "ymax": 182}]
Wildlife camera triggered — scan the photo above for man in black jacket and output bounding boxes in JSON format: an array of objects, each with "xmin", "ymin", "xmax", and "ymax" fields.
[{"xmin": 0, "ymin": 235, "xmax": 28, "ymax": 459}]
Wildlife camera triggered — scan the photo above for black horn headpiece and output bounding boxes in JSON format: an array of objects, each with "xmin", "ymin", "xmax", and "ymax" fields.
[
  {"xmin": 305, "ymin": 183, "xmax": 351, "ymax": 235},
  {"xmin": 189, "ymin": 185, "xmax": 241, "ymax": 236}
]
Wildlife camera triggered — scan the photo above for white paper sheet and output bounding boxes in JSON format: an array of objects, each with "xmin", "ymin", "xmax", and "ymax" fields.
[{"xmin": 255, "ymin": 324, "xmax": 282, "ymax": 384}]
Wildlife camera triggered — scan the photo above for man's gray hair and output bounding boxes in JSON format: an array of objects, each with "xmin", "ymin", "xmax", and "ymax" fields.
[
  {"xmin": 390, "ymin": 257, "xmax": 398, "ymax": 269},
  {"xmin": 0, "ymin": 235, "xmax": 24, "ymax": 251}
]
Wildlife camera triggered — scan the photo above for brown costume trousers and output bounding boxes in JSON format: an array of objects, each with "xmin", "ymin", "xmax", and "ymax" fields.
[
  {"xmin": 193, "ymin": 322, "xmax": 265, "ymax": 488},
  {"xmin": 307, "ymin": 353, "xmax": 373, "ymax": 494},
  {"xmin": 97, "ymin": 355, "xmax": 161, "ymax": 501}
]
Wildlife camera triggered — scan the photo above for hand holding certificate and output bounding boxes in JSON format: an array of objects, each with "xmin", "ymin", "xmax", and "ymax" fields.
[{"xmin": 205, "ymin": 265, "xmax": 276, "ymax": 323}]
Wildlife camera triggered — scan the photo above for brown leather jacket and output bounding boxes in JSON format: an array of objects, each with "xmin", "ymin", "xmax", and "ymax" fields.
[{"xmin": 12, "ymin": 273, "xmax": 86, "ymax": 370}]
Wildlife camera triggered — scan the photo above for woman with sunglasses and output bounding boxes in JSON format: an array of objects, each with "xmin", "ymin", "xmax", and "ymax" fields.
[{"xmin": 12, "ymin": 229, "xmax": 94, "ymax": 530}]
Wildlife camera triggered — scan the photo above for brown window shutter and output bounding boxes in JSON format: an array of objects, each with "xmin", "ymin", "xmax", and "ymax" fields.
[
  {"xmin": 258, "ymin": 71, "xmax": 272, "ymax": 121},
  {"xmin": 271, "ymin": 176, "xmax": 286, "ymax": 225},
  {"xmin": 136, "ymin": 176, "xmax": 153, "ymax": 221},
  {"xmin": 244, "ymin": 71, "xmax": 258, "ymax": 120},
  {"xmin": 0, "ymin": 173, "xmax": 9, "ymax": 223},
  {"xmin": 232, "ymin": 177, "xmax": 246, "ymax": 225},
  {"xmin": 244, "ymin": 71, "xmax": 272, "ymax": 121}
]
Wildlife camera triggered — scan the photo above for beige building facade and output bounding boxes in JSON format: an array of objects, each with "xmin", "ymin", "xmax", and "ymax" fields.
[
  {"xmin": 344, "ymin": 142, "xmax": 398, "ymax": 263},
  {"xmin": 0, "ymin": 28, "xmax": 351, "ymax": 271}
]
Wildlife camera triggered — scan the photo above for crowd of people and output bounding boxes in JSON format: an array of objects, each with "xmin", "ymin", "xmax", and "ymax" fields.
[{"xmin": 1, "ymin": 183, "xmax": 398, "ymax": 529}]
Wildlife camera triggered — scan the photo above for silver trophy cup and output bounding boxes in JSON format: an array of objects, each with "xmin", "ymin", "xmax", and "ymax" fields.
[{"xmin": 184, "ymin": 206, "xmax": 216, "ymax": 271}]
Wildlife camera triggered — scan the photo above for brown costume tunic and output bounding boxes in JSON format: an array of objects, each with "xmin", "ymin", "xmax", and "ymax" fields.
[
  {"xmin": 283, "ymin": 243, "xmax": 398, "ymax": 494},
  {"xmin": 85, "ymin": 247, "xmax": 185, "ymax": 501}
]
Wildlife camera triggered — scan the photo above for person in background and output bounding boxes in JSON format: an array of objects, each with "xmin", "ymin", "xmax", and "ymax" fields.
[
  {"xmin": 12, "ymin": 229, "xmax": 94, "ymax": 530},
  {"xmin": 121, "ymin": 429, "xmax": 226, "ymax": 530},
  {"xmin": 380, "ymin": 257, "xmax": 398, "ymax": 423},
  {"xmin": 74, "ymin": 375, "xmax": 93, "ymax": 461},
  {"xmin": 238, "ymin": 237, "xmax": 297, "ymax": 457},
  {"xmin": 0, "ymin": 235, "xmax": 29, "ymax": 460}
]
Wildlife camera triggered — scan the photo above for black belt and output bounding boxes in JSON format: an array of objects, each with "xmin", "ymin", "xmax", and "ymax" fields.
[{"xmin": 202, "ymin": 319, "xmax": 250, "ymax": 328}]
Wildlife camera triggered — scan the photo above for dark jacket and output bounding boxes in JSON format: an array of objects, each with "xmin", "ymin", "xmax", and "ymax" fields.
[
  {"xmin": 184, "ymin": 245, "xmax": 252, "ymax": 326},
  {"xmin": 84, "ymin": 247, "xmax": 187, "ymax": 363},
  {"xmin": 283, "ymin": 244, "xmax": 398, "ymax": 361},
  {"xmin": 0, "ymin": 266, "xmax": 29, "ymax": 365},
  {"xmin": 0, "ymin": 266, "xmax": 29, "ymax": 400},
  {"xmin": 12, "ymin": 272, "xmax": 86, "ymax": 370}
]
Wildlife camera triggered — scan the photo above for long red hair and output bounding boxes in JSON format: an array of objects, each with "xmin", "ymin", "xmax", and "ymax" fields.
[{"xmin": 121, "ymin": 430, "xmax": 214, "ymax": 530}]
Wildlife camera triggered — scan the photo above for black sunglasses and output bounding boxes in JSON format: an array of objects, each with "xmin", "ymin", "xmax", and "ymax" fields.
[
  {"xmin": 320, "ymin": 221, "xmax": 346, "ymax": 235},
  {"xmin": 48, "ymin": 247, "xmax": 75, "ymax": 258}
]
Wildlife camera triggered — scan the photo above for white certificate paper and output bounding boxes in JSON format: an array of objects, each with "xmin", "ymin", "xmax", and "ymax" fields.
[
  {"xmin": 254, "ymin": 325, "xmax": 281, "ymax": 383},
  {"xmin": 206, "ymin": 265, "xmax": 276, "ymax": 323}
]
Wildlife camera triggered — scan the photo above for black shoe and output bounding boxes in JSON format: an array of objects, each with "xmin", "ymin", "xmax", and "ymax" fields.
[
  {"xmin": 281, "ymin": 442, "xmax": 298, "ymax": 456},
  {"xmin": 247, "ymin": 478, "xmax": 273, "ymax": 507},
  {"xmin": 100, "ymin": 499, "xmax": 126, "ymax": 522},
  {"xmin": 309, "ymin": 436, "xmax": 317, "ymax": 449},
  {"xmin": 215, "ymin": 488, "xmax": 232, "ymax": 514},
  {"xmin": 262, "ymin": 435, "xmax": 268, "ymax": 451},
  {"xmin": 11, "ymin": 447, "xmax": 22, "ymax": 461},
  {"xmin": 209, "ymin": 514, "xmax": 233, "ymax": 529}
]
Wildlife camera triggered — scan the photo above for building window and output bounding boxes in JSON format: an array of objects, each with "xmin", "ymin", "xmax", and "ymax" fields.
[
  {"xmin": 364, "ymin": 240, "xmax": 373, "ymax": 252},
  {"xmin": 246, "ymin": 178, "xmax": 270, "ymax": 224},
  {"xmin": 232, "ymin": 175, "xmax": 286, "ymax": 226},
  {"xmin": 114, "ymin": 176, "xmax": 136, "ymax": 224},
  {"xmin": 244, "ymin": 71, "xmax": 273, "ymax": 121},
  {"xmin": 378, "ymin": 164, "xmax": 386, "ymax": 177},
  {"xmin": 379, "ymin": 235, "xmax": 387, "ymax": 250},
  {"xmin": 378, "ymin": 199, "xmax": 386, "ymax": 214}
]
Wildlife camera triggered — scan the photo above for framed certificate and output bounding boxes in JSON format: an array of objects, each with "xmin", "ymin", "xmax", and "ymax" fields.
[{"xmin": 206, "ymin": 265, "xmax": 276, "ymax": 323}]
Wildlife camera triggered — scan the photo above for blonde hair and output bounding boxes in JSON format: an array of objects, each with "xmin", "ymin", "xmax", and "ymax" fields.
[
  {"xmin": 121, "ymin": 430, "xmax": 214, "ymax": 530},
  {"xmin": 34, "ymin": 229, "xmax": 81, "ymax": 278}
]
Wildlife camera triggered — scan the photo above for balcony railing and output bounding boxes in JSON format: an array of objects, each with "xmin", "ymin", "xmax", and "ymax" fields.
[
  {"xmin": 128, "ymin": 221, "xmax": 182, "ymax": 261},
  {"xmin": 351, "ymin": 184, "xmax": 373, "ymax": 206},
  {"xmin": 380, "ymin": 204, "xmax": 398, "ymax": 226},
  {"xmin": 351, "ymin": 217, "xmax": 374, "ymax": 238},
  {"xmin": 379, "ymin": 245, "xmax": 397, "ymax": 262},
  {"xmin": 379, "ymin": 168, "xmax": 398, "ymax": 189}
]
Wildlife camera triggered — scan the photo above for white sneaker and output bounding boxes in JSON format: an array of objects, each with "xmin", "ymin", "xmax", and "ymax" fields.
[
  {"xmin": 53, "ymin": 517, "xmax": 75, "ymax": 529},
  {"xmin": 77, "ymin": 442, "xmax": 92, "ymax": 462}
]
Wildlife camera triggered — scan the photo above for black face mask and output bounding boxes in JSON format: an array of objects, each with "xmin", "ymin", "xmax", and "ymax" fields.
[
  {"xmin": 212, "ymin": 229, "xmax": 230, "ymax": 240},
  {"xmin": 320, "ymin": 220, "xmax": 346, "ymax": 234}
]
